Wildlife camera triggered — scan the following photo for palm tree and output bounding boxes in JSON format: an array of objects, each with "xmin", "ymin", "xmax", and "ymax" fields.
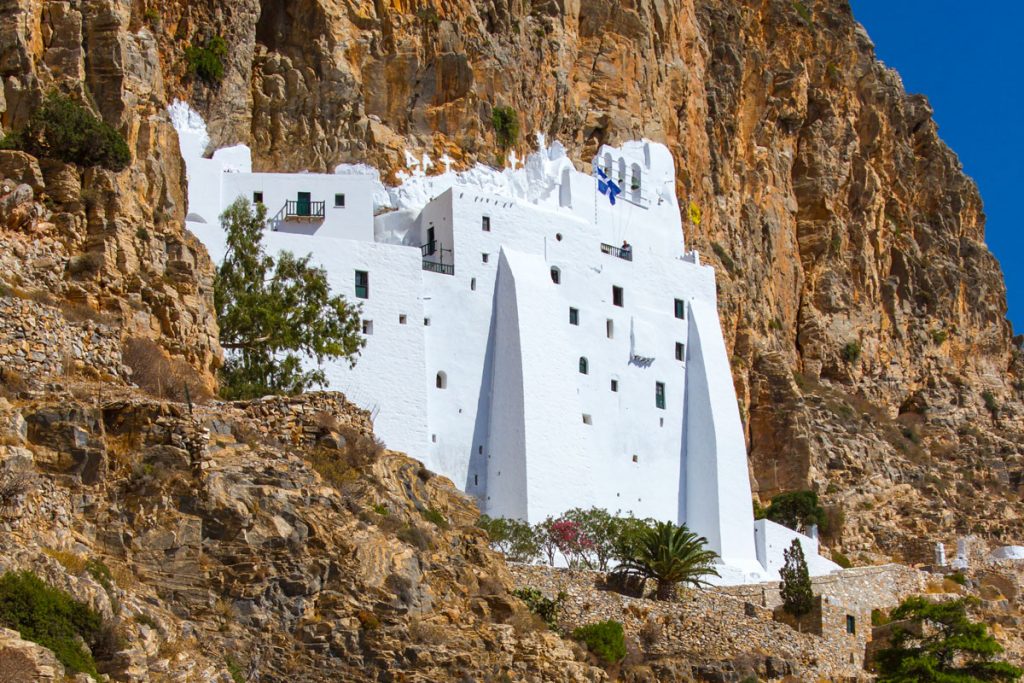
[{"xmin": 612, "ymin": 521, "xmax": 720, "ymax": 600}]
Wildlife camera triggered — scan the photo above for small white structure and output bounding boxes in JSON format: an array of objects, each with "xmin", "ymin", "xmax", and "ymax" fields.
[
  {"xmin": 171, "ymin": 101, "xmax": 838, "ymax": 584},
  {"xmin": 935, "ymin": 542, "xmax": 947, "ymax": 566},
  {"xmin": 990, "ymin": 546, "xmax": 1024, "ymax": 561},
  {"xmin": 753, "ymin": 519, "xmax": 842, "ymax": 580}
]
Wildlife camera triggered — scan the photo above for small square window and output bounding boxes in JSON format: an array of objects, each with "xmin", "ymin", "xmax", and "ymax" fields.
[
  {"xmin": 424, "ymin": 317, "xmax": 431, "ymax": 326},
  {"xmin": 399, "ymin": 314, "xmax": 407, "ymax": 325},
  {"xmin": 355, "ymin": 270, "xmax": 369, "ymax": 299},
  {"xmin": 470, "ymin": 278, "xmax": 476, "ymax": 291},
  {"xmin": 482, "ymin": 216, "xmax": 491, "ymax": 231},
  {"xmin": 582, "ymin": 414, "xmax": 592, "ymax": 425},
  {"xmin": 478, "ymin": 445, "xmax": 483, "ymax": 454},
  {"xmin": 334, "ymin": 193, "xmax": 346, "ymax": 207},
  {"xmin": 846, "ymin": 615, "xmax": 856, "ymax": 635},
  {"xmin": 569, "ymin": 307, "xmax": 579, "ymax": 326},
  {"xmin": 253, "ymin": 191, "xmax": 264, "ymax": 204},
  {"xmin": 612, "ymin": 286, "xmax": 624, "ymax": 307},
  {"xmin": 610, "ymin": 379, "xmax": 618, "ymax": 392},
  {"xmin": 675, "ymin": 342, "xmax": 685, "ymax": 361},
  {"xmin": 655, "ymin": 381, "xmax": 666, "ymax": 409},
  {"xmin": 432, "ymin": 434, "xmax": 437, "ymax": 443},
  {"xmin": 632, "ymin": 454, "xmax": 638, "ymax": 463},
  {"xmin": 482, "ymin": 253, "xmax": 489, "ymax": 263},
  {"xmin": 606, "ymin": 319, "xmax": 614, "ymax": 338},
  {"xmin": 362, "ymin": 320, "xmax": 373, "ymax": 335},
  {"xmin": 674, "ymin": 298, "xmax": 686, "ymax": 319}
]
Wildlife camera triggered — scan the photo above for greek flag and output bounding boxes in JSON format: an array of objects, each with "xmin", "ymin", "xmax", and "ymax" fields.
[{"xmin": 596, "ymin": 168, "xmax": 621, "ymax": 206}]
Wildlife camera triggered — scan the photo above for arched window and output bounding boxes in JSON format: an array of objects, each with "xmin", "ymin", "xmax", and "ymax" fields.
[
  {"xmin": 436, "ymin": 371, "xmax": 447, "ymax": 389},
  {"xmin": 617, "ymin": 157, "xmax": 627, "ymax": 187},
  {"xmin": 630, "ymin": 162, "xmax": 642, "ymax": 196},
  {"xmin": 550, "ymin": 266, "xmax": 561, "ymax": 284},
  {"xmin": 602, "ymin": 153, "xmax": 613, "ymax": 178},
  {"xmin": 579, "ymin": 357, "xmax": 589, "ymax": 375}
]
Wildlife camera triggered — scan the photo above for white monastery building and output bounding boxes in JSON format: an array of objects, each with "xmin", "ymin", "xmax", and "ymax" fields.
[{"xmin": 171, "ymin": 102, "xmax": 839, "ymax": 584}]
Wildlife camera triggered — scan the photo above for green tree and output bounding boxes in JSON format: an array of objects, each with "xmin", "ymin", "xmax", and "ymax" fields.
[
  {"xmin": 780, "ymin": 538, "xmax": 814, "ymax": 620},
  {"xmin": 2, "ymin": 92, "xmax": 130, "ymax": 171},
  {"xmin": 610, "ymin": 515, "xmax": 657, "ymax": 565},
  {"xmin": 215, "ymin": 197, "xmax": 364, "ymax": 399},
  {"xmin": 765, "ymin": 490, "xmax": 827, "ymax": 534},
  {"xmin": 612, "ymin": 521, "xmax": 719, "ymax": 600},
  {"xmin": 877, "ymin": 597, "xmax": 1022, "ymax": 682},
  {"xmin": 477, "ymin": 515, "xmax": 540, "ymax": 563}
]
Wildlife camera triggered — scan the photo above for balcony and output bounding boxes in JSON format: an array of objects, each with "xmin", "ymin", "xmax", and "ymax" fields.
[
  {"xmin": 422, "ymin": 260, "xmax": 454, "ymax": 276},
  {"xmin": 283, "ymin": 199, "xmax": 325, "ymax": 221},
  {"xmin": 421, "ymin": 240, "xmax": 437, "ymax": 257},
  {"xmin": 600, "ymin": 243, "xmax": 633, "ymax": 261}
]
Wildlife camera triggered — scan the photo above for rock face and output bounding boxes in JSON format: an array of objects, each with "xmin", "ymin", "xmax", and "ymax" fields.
[
  {"xmin": 0, "ymin": 1, "xmax": 221, "ymax": 387},
  {"xmin": 0, "ymin": 388, "xmax": 605, "ymax": 681},
  {"xmin": 139, "ymin": 0, "xmax": 1024, "ymax": 560}
]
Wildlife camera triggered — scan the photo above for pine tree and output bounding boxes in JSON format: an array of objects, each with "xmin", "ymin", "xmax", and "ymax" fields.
[
  {"xmin": 214, "ymin": 198, "xmax": 365, "ymax": 399},
  {"xmin": 877, "ymin": 597, "xmax": 1022, "ymax": 682},
  {"xmin": 780, "ymin": 538, "xmax": 814, "ymax": 619}
]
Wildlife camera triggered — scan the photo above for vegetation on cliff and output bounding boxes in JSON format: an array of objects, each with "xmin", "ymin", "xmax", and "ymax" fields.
[{"xmin": 0, "ymin": 92, "xmax": 129, "ymax": 171}]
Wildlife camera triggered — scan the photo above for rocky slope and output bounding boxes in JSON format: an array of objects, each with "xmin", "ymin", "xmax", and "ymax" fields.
[
  {"xmin": 0, "ymin": 383, "xmax": 605, "ymax": 681},
  {"xmin": 144, "ymin": 0, "xmax": 1023, "ymax": 561}
]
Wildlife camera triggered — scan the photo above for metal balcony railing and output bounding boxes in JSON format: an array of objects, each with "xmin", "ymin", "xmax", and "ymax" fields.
[
  {"xmin": 600, "ymin": 243, "xmax": 633, "ymax": 261},
  {"xmin": 422, "ymin": 260, "xmax": 454, "ymax": 276},
  {"xmin": 283, "ymin": 200, "xmax": 325, "ymax": 220},
  {"xmin": 421, "ymin": 240, "xmax": 437, "ymax": 256}
]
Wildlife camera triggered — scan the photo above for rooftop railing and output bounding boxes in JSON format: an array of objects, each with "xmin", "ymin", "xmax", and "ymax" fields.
[{"xmin": 600, "ymin": 243, "xmax": 633, "ymax": 261}]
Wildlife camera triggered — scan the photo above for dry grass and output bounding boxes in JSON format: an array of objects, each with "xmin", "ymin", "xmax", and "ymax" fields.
[
  {"xmin": 408, "ymin": 619, "xmax": 448, "ymax": 645},
  {"xmin": 0, "ymin": 367, "xmax": 29, "ymax": 398},
  {"xmin": 121, "ymin": 337, "xmax": 211, "ymax": 404},
  {"xmin": 42, "ymin": 547, "xmax": 87, "ymax": 574}
]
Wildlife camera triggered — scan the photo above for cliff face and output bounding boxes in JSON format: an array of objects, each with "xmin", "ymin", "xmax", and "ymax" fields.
[
  {"xmin": 0, "ymin": 0, "xmax": 221, "ymax": 386},
  {"xmin": 152, "ymin": 0, "xmax": 1022, "ymax": 559},
  {"xmin": 1, "ymin": 0, "xmax": 1021, "ymax": 564}
]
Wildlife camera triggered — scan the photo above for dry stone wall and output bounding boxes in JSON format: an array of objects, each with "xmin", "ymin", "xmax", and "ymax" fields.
[
  {"xmin": 511, "ymin": 563, "xmax": 928, "ymax": 681},
  {"xmin": 0, "ymin": 296, "xmax": 128, "ymax": 383}
]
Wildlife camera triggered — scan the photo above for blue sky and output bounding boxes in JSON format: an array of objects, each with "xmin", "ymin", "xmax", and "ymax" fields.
[{"xmin": 848, "ymin": 1, "xmax": 1023, "ymax": 334}]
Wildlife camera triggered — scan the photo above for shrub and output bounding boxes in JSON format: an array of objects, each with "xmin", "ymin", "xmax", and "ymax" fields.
[
  {"xmin": 831, "ymin": 550, "xmax": 852, "ymax": 569},
  {"xmin": 512, "ymin": 587, "xmax": 564, "ymax": 631},
  {"xmin": 225, "ymin": 655, "xmax": 245, "ymax": 683},
  {"xmin": 397, "ymin": 524, "xmax": 432, "ymax": 551},
  {"xmin": 356, "ymin": 609, "xmax": 380, "ymax": 630},
  {"xmin": 491, "ymin": 106, "xmax": 519, "ymax": 150},
  {"xmin": 711, "ymin": 242, "xmax": 736, "ymax": 274},
  {"xmin": 871, "ymin": 608, "xmax": 890, "ymax": 627},
  {"xmin": 0, "ymin": 471, "xmax": 32, "ymax": 515},
  {"xmin": 0, "ymin": 571, "xmax": 103, "ymax": 679},
  {"xmin": 930, "ymin": 328, "xmax": 948, "ymax": 345},
  {"xmin": 982, "ymin": 390, "xmax": 1000, "ymax": 418},
  {"xmin": 2, "ymin": 92, "xmax": 130, "ymax": 171},
  {"xmin": 420, "ymin": 507, "xmax": 450, "ymax": 530},
  {"xmin": 477, "ymin": 515, "xmax": 540, "ymax": 563},
  {"xmin": 121, "ymin": 337, "xmax": 211, "ymax": 404},
  {"xmin": 572, "ymin": 620, "xmax": 626, "ymax": 665},
  {"xmin": 841, "ymin": 340, "xmax": 862, "ymax": 364},
  {"xmin": 946, "ymin": 571, "xmax": 967, "ymax": 586},
  {"xmin": 184, "ymin": 35, "xmax": 228, "ymax": 84}
]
